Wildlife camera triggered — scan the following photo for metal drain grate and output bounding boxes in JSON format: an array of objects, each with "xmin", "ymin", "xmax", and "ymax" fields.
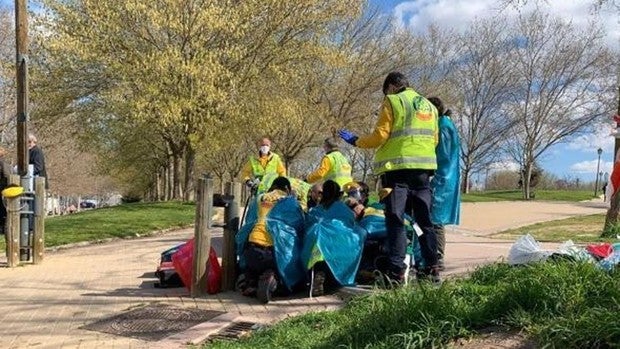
[
  {"xmin": 80, "ymin": 303, "xmax": 225, "ymax": 341},
  {"xmin": 207, "ymin": 321, "xmax": 259, "ymax": 342}
]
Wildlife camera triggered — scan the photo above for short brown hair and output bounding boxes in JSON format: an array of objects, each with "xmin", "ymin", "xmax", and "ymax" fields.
[{"xmin": 324, "ymin": 137, "xmax": 340, "ymax": 150}]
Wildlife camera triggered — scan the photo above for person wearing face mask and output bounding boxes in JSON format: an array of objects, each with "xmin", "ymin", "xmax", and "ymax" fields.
[
  {"xmin": 305, "ymin": 137, "xmax": 353, "ymax": 188},
  {"xmin": 241, "ymin": 136, "xmax": 287, "ymax": 194}
]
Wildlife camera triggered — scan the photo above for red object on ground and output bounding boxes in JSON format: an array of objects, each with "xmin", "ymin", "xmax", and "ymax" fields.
[
  {"xmin": 586, "ymin": 243, "xmax": 613, "ymax": 259},
  {"xmin": 207, "ymin": 247, "xmax": 222, "ymax": 294},
  {"xmin": 171, "ymin": 238, "xmax": 221, "ymax": 294}
]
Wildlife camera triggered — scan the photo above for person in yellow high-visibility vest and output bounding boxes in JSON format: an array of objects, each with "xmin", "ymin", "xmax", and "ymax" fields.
[
  {"xmin": 338, "ymin": 71, "xmax": 440, "ymax": 284},
  {"xmin": 306, "ymin": 137, "xmax": 353, "ymax": 189},
  {"xmin": 240, "ymin": 137, "xmax": 287, "ymax": 193}
]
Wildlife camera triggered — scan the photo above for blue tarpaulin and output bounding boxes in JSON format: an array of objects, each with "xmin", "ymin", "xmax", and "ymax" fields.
[
  {"xmin": 236, "ymin": 195, "xmax": 305, "ymax": 290},
  {"xmin": 301, "ymin": 201, "xmax": 366, "ymax": 286}
]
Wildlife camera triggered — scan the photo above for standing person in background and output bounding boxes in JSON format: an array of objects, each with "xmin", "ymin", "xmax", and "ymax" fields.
[
  {"xmin": 427, "ymin": 97, "xmax": 461, "ymax": 271},
  {"xmin": 240, "ymin": 136, "xmax": 287, "ymax": 194},
  {"xmin": 338, "ymin": 71, "xmax": 440, "ymax": 284},
  {"xmin": 306, "ymin": 137, "xmax": 353, "ymax": 188},
  {"xmin": 28, "ymin": 133, "xmax": 48, "ymax": 189},
  {"xmin": 0, "ymin": 147, "xmax": 10, "ymax": 234}
]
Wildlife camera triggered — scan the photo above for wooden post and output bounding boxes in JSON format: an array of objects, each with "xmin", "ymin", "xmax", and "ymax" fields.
[
  {"xmin": 205, "ymin": 174, "xmax": 214, "ymax": 229},
  {"xmin": 5, "ymin": 175, "xmax": 21, "ymax": 267},
  {"xmin": 32, "ymin": 177, "xmax": 45, "ymax": 264},
  {"xmin": 15, "ymin": 0, "xmax": 29, "ymax": 176},
  {"xmin": 232, "ymin": 182, "xmax": 242, "ymax": 211},
  {"xmin": 221, "ymin": 182, "xmax": 240, "ymax": 291},
  {"xmin": 191, "ymin": 176, "xmax": 211, "ymax": 297}
]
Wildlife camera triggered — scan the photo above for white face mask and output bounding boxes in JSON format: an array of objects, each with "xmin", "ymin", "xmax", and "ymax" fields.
[{"xmin": 259, "ymin": 145, "xmax": 270, "ymax": 155}]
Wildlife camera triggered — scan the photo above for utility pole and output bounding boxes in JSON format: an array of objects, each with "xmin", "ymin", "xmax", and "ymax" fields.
[
  {"xmin": 15, "ymin": 0, "xmax": 30, "ymax": 262},
  {"xmin": 16, "ymin": 0, "xmax": 29, "ymax": 174}
]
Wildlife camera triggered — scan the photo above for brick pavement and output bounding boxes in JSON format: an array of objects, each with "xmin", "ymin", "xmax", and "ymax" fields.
[{"xmin": 0, "ymin": 200, "xmax": 607, "ymax": 349}]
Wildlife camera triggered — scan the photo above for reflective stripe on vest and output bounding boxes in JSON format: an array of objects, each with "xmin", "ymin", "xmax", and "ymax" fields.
[
  {"xmin": 390, "ymin": 128, "xmax": 435, "ymax": 137},
  {"xmin": 373, "ymin": 89, "xmax": 438, "ymax": 174},
  {"xmin": 324, "ymin": 151, "xmax": 353, "ymax": 188}
]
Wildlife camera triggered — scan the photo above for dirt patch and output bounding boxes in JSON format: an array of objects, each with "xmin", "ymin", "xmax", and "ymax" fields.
[{"xmin": 451, "ymin": 328, "xmax": 536, "ymax": 349}]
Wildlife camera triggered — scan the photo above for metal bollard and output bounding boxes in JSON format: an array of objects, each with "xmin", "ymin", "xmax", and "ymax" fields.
[
  {"xmin": 33, "ymin": 177, "xmax": 46, "ymax": 264},
  {"xmin": 221, "ymin": 191, "xmax": 240, "ymax": 291}
]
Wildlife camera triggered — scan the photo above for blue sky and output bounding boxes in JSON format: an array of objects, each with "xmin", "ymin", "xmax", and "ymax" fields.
[{"xmin": 2, "ymin": 0, "xmax": 618, "ymax": 182}]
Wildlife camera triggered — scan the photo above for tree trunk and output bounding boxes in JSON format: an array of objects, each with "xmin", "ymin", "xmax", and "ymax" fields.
[
  {"xmin": 165, "ymin": 160, "xmax": 172, "ymax": 201},
  {"xmin": 522, "ymin": 161, "xmax": 533, "ymax": 200},
  {"xmin": 602, "ymin": 85, "xmax": 620, "ymax": 236},
  {"xmin": 603, "ymin": 191, "xmax": 620, "ymax": 236},
  {"xmin": 183, "ymin": 146, "xmax": 196, "ymax": 202},
  {"xmin": 172, "ymin": 153, "xmax": 182, "ymax": 200},
  {"xmin": 155, "ymin": 172, "xmax": 161, "ymax": 201},
  {"xmin": 461, "ymin": 164, "xmax": 471, "ymax": 194}
]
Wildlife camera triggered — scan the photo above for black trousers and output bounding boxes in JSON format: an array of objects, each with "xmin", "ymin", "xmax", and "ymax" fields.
[
  {"xmin": 381, "ymin": 169, "xmax": 438, "ymax": 274},
  {"xmin": 243, "ymin": 243, "xmax": 276, "ymax": 286}
]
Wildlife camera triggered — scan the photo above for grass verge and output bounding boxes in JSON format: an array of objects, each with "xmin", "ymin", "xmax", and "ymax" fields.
[
  {"xmin": 492, "ymin": 214, "xmax": 610, "ymax": 243},
  {"xmin": 462, "ymin": 190, "xmax": 595, "ymax": 202},
  {"xmin": 206, "ymin": 262, "xmax": 620, "ymax": 349},
  {"xmin": 1, "ymin": 201, "xmax": 196, "ymax": 250}
]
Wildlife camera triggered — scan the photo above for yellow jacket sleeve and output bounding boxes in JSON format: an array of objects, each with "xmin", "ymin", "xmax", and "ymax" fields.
[
  {"xmin": 241, "ymin": 160, "xmax": 253, "ymax": 181},
  {"xmin": 306, "ymin": 156, "xmax": 331, "ymax": 183},
  {"xmin": 355, "ymin": 99, "xmax": 393, "ymax": 149},
  {"xmin": 277, "ymin": 158, "xmax": 287, "ymax": 177}
]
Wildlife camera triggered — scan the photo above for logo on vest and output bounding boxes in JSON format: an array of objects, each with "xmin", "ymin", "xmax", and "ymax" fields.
[{"xmin": 412, "ymin": 96, "xmax": 434, "ymax": 122}]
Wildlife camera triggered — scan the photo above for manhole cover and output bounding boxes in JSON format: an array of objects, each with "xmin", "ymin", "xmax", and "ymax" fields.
[
  {"xmin": 207, "ymin": 321, "xmax": 260, "ymax": 342},
  {"xmin": 80, "ymin": 304, "xmax": 225, "ymax": 341}
]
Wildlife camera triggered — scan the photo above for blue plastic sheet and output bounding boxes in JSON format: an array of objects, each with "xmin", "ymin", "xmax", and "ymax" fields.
[
  {"xmin": 431, "ymin": 115, "xmax": 461, "ymax": 225},
  {"xmin": 358, "ymin": 207, "xmax": 387, "ymax": 239},
  {"xmin": 301, "ymin": 201, "xmax": 366, "ymax": 286},
  {"xmin": 236, "ymin": 195, "xmax": 305, "ymax": 290},
  {"xmin": 599, "ymin": 251, "xmax": 620, "ymax": 271}
]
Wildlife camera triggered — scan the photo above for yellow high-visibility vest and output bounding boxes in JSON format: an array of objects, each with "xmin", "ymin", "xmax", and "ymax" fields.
[
  {"xmin": 250, "ymin": 153, "xmax": 283, "ymax": 193},
  {"xmin": 373, "ymin": 88, "xmax": 438, "ymax": 174},
  {"xmin": 324, "ymin": 151, "xmax": 353, "ymax": 188}
]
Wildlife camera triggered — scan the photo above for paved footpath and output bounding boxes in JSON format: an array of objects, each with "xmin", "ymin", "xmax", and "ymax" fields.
[{"xmin": 0, "ymin": 200, "xmax": 607, "ymax": 349}]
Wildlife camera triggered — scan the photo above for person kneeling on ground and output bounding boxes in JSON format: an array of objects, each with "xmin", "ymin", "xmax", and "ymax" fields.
[
  {"xmin": 301, "ymin": 180, "xmax": 366, "ymax": 296},
  {"xmin": 235, "ymin": 177, "xmax": 305, "ymax": 303}
]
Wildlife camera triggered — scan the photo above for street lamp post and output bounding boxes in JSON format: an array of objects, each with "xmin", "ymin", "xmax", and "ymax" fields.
[{"xmin": 595, "ymin": 148, "xmax": 603, "ymax": 197}]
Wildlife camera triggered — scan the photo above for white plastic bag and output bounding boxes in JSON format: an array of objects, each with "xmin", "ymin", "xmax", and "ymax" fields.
[
  {"xmin": 555, "ymin": 240, "xmax": 595, "ymax": 263},
  {"xmin": 508, "ymin": 234, "xmax": 553, "ymax": 265}
]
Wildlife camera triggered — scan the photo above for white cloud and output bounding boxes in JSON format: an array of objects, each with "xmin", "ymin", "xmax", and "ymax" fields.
[
  {"xmin": 565, "ymin": 122, "xmax": 617, "ymax": 154},
  {"xmin": 569, "ymin": 159, "xmax": 613, "ymax": 174},
  {"xmin": 392, "ymin": 0, "xmax": 619, "ymax": 49}
]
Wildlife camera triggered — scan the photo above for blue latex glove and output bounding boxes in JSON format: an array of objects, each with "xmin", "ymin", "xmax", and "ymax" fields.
[{"xmin": 338, "ymin": 129, "xmax": 358, "ymax": 146}]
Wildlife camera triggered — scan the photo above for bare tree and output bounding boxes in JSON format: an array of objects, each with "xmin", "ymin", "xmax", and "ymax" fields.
[
  {"xmin": 504, "ymin": 11, "xmax": 615, "ymax": 199},
  {"xmin": 452, "ymin": 18, "xmax": 518, "ymax": 193}
]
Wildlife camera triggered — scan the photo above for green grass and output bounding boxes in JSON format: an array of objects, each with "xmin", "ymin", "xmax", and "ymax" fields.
[
  {"xmin": 1, "ymin": 201, "xmax": 196, "ymax": 249},
  {"xmin": 206, "ymin": 262, "xmax": 620, "ymax": 349},
  {"xmin": 493, "ymin": 214, "xmax": 610, "ymax": 243},
  {"xmin": 373, "ymin": 190, "xmax": 594, "ymax": 203},
  {"xmin": 462, "ymin": 190, "xmax": 595, "ymax": 202}
]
